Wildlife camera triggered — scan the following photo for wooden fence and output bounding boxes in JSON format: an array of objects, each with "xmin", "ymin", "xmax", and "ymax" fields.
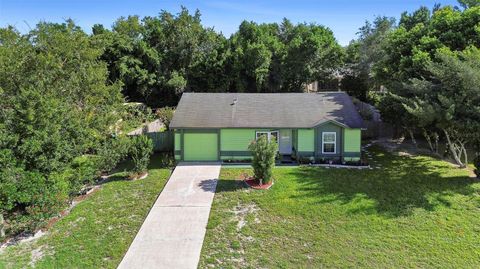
[{"xmin": 143, "ymin": 131, "xmax": 174, "ymax": 152}]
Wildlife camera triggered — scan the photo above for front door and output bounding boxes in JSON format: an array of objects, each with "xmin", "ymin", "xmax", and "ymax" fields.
[{"xmin": 279, "ymin": 129, "xmax": 292, "ymax": 155}]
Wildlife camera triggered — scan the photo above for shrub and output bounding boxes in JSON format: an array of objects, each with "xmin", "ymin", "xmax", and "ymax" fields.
[
  {"xmin": 130, "ymin": 135, "xmax": 154, "ymax": 174},
  {"xmin": 248, "ymin": 135, "xmax": 278, "ymax": 185},
  {"xmin": 1, "ymin": 168, "xmax": 69, "ymax": 234},
  {"xmin": 156, "ymin": 107, "xmax": 175, "ymax": 130},
  {"xmin": 97, "ymin": 136, "xmax": 132, "ymax": 173},
  {"xmin": 67, "ymin": 155, "xmax": 101, "ymax": 194}
]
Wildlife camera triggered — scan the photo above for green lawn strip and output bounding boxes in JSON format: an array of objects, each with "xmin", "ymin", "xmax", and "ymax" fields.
[
  {"xmin": 0, "ymin": 155, "xmax": 172, "ymax": 269},
  {"xmin": 199, "ymin": 146, "xmax": 480, "ymax": 268}
]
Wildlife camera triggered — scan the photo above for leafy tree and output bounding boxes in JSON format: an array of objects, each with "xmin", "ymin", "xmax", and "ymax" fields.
[
  {"xmin": 402, "ymin": 47, "xmax": 480, "ymax": 167},
  {"xmin": 375, "ymin": 4, "xmax": 480, "ymax": 163},
  {"xmin": 94, "ymin": 7, "xmax": 229, "ymax": 107},
  {"xmin": 458, "ymin": 0, "xmax": 480, "ymax": 9},
  {"xmin": 248, "ymin": 135, "xmax": 278, "ymax": 185},
  {"xmin": 228, "ymin": 19, "xmax": 342, "ymax": 93},
  {"xmin": 342, "ymin": 16, "xmax": 395, "ymax": 100},
  {"xmin": 0, "ymin": 21, "xmax": 123, "ymax": 233}
]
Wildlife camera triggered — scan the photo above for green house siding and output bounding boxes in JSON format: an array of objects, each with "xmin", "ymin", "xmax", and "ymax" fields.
[
  {"xmin": 176, "ymin": 125, "xmax": 362, "ymax": 162},
  {"xmin": 297, "ymin": 129, "xmax": 315, "ymax": 157},
  {"xmin": 220, "ymin": 129, "xmax": 255, "ymax": 151},
  {"xmin": 220, "ymin": 129, "xmax": 273, "ymax": 160},
  {"xmin": 183, "ymin": 133, "xmax": 218, "ymax": 161},
  {"xmin": 343, "ymin": 128, "xmax": 362, "ymax": 161},
  {"xmin": 344, "ymin": 129, "xmax": 361, "ymax": 152}
]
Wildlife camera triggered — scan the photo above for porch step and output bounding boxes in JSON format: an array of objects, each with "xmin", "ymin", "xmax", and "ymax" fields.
[{"xmin": 280, "ymin": 155, "xmax": 294, "ymax": 164}]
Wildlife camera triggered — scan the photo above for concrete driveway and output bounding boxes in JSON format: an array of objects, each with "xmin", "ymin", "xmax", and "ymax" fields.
[{"xmin": 118, "ymin": 163, "xmax": 221, "ymax": 269}]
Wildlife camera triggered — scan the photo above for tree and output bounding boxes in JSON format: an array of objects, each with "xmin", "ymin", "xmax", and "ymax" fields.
[
  {"xmin": 375, "ymin": 4, "xmax": 480, "ymax": 164},
  {"xmin": 458, "ymin": 0, "xmax": 480, "ymax": 9},
  {"xmin": 402, "ymin": 47, "xmax": 480, "ymax": 167},
  {"xmin": 94, "ymin": 7, "xmax": 229, "ymax": 107},
  {"xmin": 228, "ymin": 19, "xmax": 343, "ymax": 93},
  {"xmin": 281, "ymin": 22, "xmax": 343, "ymax": 91},
  {"xmin": 342, "ymin": 16, "xmax": 395, "ymax": 100},
  {"xmin": 0, "ymin": 21, "xmax": 123, "ymax": 233},
  {"xmin": 248, "ymin": 135, "xmax": 278, "ymax": 185}
]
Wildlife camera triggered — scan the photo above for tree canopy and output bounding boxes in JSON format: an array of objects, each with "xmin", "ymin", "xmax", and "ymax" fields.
[
  {"xmin": 94, "ymin": 9, "xmax": 343, "ymax": 107},
  {"xmin": 0, "ymin": 21, "xmax": 124, "ymax": 234}
]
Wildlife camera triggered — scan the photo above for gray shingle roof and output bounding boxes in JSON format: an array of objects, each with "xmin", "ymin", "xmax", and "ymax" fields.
[{"xmin": 169, "ymin": 92, "xmax": 364, "ymax": 129}]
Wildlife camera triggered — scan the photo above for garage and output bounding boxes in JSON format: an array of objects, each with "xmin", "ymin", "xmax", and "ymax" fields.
[{"xmin": 183, "ymin": 132, "xmax": 218, "ymax": 161}]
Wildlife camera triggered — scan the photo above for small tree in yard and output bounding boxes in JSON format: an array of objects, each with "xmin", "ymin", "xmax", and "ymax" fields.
[
  {"xmin": 248, "ymin": 135, "xmax": 278, "ymax": 185},
  {"xmin": 130, "ymin": 135, "xmax": 154, "ymax": 176}
]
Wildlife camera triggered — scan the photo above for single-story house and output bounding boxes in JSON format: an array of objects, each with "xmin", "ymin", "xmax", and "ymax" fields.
[{"xmin": 169, "ymin": 92, "xmax": 364, "ymax": 162}]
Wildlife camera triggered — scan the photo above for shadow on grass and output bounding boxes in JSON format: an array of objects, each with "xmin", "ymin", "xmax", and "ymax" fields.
[
  {"xmin": 214, "ymin": 179, "xmax": 249, "ymax": 193},
  {"xmin": 289, "ymin": 146, "xmax": 477, "ymax": 218},
  {"xmin": 97, "ymin": 152, "xmax": 175, "ymax": 185}
]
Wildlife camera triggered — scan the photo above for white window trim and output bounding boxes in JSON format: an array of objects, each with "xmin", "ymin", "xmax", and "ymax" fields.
[
  {"xmin": 256, "ymin": 131, "xmax": 279, "ymax": 143},
  {"xmin": 322, "ymin": 132, "xmax": 336, "ymax": 154}
]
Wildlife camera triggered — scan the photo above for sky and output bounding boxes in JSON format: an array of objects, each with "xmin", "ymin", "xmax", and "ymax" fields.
[{"xmin": 0, "ymin": 0, "xmax": 459, "ymax": 46}]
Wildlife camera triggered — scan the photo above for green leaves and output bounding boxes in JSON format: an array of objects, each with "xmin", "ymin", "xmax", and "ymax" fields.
[
  {"xmin": 130, "ymin": 135, "xmax": 154, "ymax": 174},
  {"xmin": 248, "ymin": 135, "xmax": 278, "ymax": 185},
  {"xmin": 0, "ymin": 22, "xmax": 124, "ymax": 235}
]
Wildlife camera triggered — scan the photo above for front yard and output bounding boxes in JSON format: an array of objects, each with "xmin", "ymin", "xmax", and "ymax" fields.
[
  {"xmin": 200, "ymin": 146, "xmax": 480, "ymax": 268},
  {"xmin": 0, "ymin": 155, "xmax": 172, "ymax": 269}
]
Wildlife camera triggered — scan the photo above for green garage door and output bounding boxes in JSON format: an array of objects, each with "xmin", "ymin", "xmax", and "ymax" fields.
[{"xmin": 184, "ymin": 133, "xmax": 218, "ymax": 161}]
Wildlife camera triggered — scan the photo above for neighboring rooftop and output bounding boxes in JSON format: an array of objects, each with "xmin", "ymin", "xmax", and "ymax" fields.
[{"xmin": 169, "ymin": 92, "xmax": 364, "ymax": 129}]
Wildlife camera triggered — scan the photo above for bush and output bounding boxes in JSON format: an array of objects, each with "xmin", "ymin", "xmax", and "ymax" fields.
[
  {"xmin": 1, "ymin": 168, "xmax": 69, "ymax": 234},
  {"xmin": 67, "ymin": 155, "xmax": 101, "ymax": 194},
  {"xmin": 97, "ymin": 136, "xmax": 132, "ymax": 173},
  {"xmin": 248, "ymin": 135, "xmax": 278, "ymax": 185},
  {"xmin": 130, "ymin": 135, "xmax": 154, "ymax": 174},
  {"xmin": 156, "ymin": 107, "xmax": 175, "ymax": 130}
]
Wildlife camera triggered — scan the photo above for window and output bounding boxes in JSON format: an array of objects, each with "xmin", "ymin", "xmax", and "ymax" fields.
[
  {"xmin": 322, "ymin": 132, "xmax": 336, "ymax": 154},
  {"xmin": 256, "ymin": 131, "xmax": 279, "ymax": 143}
]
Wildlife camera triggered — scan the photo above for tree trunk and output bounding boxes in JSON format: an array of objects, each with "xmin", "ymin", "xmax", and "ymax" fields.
[
  {"xmin": 443, "ymin": 129, "xmax": 466, "ymax": 168},
  {"xmin": 433, "ymin": 132, "xmax": 439, "ymax": 154},
  {"xmin": 408, "ymin": 129, "xmax": 417, "ymax": 148},
  {"xmin": 0, "ymin": 213, "xmax": 4, "ymax": 238},
  {"xmin": 461, "ymin": 144, "xmax": 468, "ymax": 167},
  {"xmin": 423, "ymin": 128, "xmax": 434, "ymax": 153}
]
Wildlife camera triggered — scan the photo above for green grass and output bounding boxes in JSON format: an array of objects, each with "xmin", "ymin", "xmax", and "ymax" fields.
[
  {"xmin": 0, "ymin": 154, "xmax": 172, "ymax": 269},
  {"xmin": 199, "ymin": 146, "xmax": 480, "ymax": 268}
]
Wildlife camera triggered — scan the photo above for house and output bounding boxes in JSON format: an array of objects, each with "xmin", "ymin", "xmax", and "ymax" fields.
[{"xmin": 169, "ymin": 92, "xmax": 364, "ymax": 162}]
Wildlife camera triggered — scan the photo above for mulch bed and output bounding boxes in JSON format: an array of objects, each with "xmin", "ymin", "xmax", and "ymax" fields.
[{"xmin": 244, "ymin": 177, "xmax": 273, "ymax": 190}]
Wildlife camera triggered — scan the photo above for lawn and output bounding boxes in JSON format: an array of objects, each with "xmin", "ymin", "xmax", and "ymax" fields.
[
  {"xmin": 199, "ymin": 146, "xmax": 480, "ymax": 268},
  {"xmin": 0, "ymin": 154, "xmax": 172, "ymax": 269}
]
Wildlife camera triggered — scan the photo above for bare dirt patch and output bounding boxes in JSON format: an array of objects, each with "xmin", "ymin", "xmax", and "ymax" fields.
[{"xmin": 231, "ymin": 203, "xmax": 259, "ymax": 232}]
